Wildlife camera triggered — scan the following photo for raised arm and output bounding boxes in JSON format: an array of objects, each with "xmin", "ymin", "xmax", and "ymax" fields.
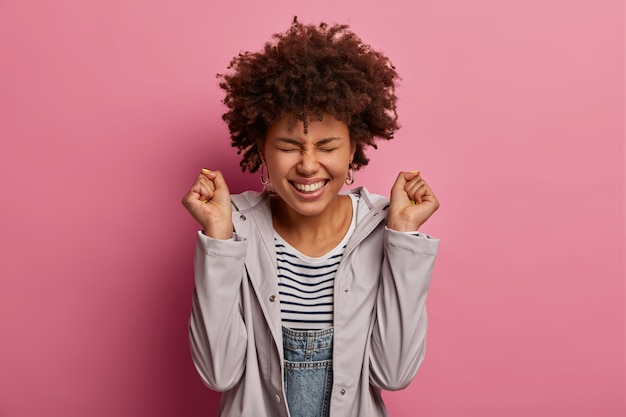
[
  {"xmin": 369, "ymin": 171, "xmax": 440, "ymax": 389},
  {"xmin": 183, "ymin": 169, "xmax": 247, "ymax": 391}
]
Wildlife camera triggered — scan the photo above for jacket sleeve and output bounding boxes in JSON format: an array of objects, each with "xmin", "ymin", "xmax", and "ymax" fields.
[
  {"xmin": 189, "ymin": 231, "xmax": 248, "ymax": 391},
  {"xmin": 369, "ymin": 228, "xmax": 439, "ymax": 390}
]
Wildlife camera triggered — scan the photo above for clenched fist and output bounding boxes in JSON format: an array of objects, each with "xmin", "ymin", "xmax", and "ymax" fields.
[
  {"xmin": 182, "ymin": 169, "xmax": 234, "ymax": 239},
  {"xmin": 387, "ymin": 171, "xmax": 439, "ymax": 232}
]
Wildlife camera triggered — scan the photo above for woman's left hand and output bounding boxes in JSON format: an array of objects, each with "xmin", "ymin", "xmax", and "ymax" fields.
[{"xmin": 387, "ymin": 171, "xmax": 440, "ymax": 232}]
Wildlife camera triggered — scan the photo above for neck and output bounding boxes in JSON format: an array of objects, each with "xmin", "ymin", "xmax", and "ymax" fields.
[{"xmin": 270, "ymin": 194, "xmax": 353, "ymax": 256}]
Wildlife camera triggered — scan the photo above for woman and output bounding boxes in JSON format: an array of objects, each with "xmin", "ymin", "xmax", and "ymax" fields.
[{"xmin": 182, "ymin": 18, "xmax": 440, "ymax": 417}]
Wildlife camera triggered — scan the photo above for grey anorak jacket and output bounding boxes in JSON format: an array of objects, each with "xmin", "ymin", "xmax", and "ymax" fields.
[{"xmin": 189, "ymin": 187, "xmax": 439, "ymax": 416}]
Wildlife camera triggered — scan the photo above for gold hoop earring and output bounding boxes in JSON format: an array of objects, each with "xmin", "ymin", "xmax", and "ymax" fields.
[
  {"xmin": 260, "ymin": 162, "xmax": 269, "ymax": 185},
  {"xmin": 345, "ymin": 163, "xmax": 355, "ymax": 185}
]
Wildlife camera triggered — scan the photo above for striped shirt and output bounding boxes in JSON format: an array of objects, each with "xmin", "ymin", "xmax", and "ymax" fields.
[{"xmin": 275, "ymin": 194, "xmax": 358, "ymax": 330}]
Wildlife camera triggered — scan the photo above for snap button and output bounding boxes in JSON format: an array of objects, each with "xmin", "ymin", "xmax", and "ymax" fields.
[
  {"xmin": 275, "ymin": 394, "xmax": 281, "ymax": 403},
  {"xmin": 344, "ymin": 288, "xmax": 349, "ymax": 293},
  {"xmin": 269, "ymin": 295, "xmax": 277, "ymax": 302},
  {"xmin": 239, "ymin": 214, "xmax": 246, "ymax": 221},
  {"xmin": 340, "ymin": 388, "xmax": 346, "ymax": 395}
]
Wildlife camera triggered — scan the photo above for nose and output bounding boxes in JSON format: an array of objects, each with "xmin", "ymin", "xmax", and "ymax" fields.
[{"xmin": 296, "ymin": 149, "xmax": 320, "ymax": 175}]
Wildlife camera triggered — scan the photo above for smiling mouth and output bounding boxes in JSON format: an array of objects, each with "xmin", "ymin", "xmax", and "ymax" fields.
[{"xmin": 291, "ymin": 180, "xmax": 328, "ymax": 193}]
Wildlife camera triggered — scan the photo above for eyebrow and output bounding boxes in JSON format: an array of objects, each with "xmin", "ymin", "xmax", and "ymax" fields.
[{"xmin": 275, "ymin": 137, "xmax": 342, "ymax": 146}]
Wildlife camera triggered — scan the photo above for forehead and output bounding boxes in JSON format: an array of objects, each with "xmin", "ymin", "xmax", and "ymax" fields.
[{"xmin": 267, "ymin": 112, "xmax": 349, "ymax": 140}]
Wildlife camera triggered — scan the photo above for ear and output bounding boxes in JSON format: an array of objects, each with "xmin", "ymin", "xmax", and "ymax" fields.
[
  {"xmin": 349, "ymin": 142, "xmax": 357, "ymax": 163},
  {"xmin": 257, "ymin": 140, "xmax": 266, "ymax": 163}
]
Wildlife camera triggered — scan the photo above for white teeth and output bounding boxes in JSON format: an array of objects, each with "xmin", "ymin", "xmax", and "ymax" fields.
[{"xmin": 293, "ymin": 181, "xmax": 325, "ymax": 193}]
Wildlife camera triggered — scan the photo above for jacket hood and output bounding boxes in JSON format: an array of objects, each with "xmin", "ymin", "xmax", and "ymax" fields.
[{"xmin": 230, "ymin": 186, "xmax": 389, "ymax": 215}]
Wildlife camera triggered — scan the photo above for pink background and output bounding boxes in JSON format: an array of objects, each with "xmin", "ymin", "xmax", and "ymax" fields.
[{"xmin": 0, "ymin": 1, "xmax": 623, "ymax": 416}]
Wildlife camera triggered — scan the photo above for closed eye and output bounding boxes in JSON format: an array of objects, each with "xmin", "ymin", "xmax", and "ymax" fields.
[{"xmin": 276, "ymin": 147, "xmax": 299, "ymax": 153}]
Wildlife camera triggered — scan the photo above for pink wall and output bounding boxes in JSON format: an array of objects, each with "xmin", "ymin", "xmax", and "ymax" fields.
[{"xmin": 0, "ymin": 1, "xmax": 623, "ymax": 416}]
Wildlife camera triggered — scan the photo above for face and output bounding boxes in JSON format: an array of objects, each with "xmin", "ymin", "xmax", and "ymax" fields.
[{"xmin": 261, "ymin": 112, "xmax": 356, "ymax": 218}]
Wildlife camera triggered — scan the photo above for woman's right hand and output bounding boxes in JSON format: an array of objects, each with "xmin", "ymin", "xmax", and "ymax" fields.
[{"xmin": 182, "ymin": 169, "xmax": 234, "ymax": 239}]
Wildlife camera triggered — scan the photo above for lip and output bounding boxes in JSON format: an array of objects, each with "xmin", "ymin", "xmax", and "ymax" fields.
[{"xmin": 289, "ymin": 179, "xmax": 329, "ymax": 199}]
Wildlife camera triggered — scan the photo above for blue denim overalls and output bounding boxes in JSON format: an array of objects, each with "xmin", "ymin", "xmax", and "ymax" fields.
[{"xmin": 282, "ymin": 326, "xmax": 334, "ymax": 417}]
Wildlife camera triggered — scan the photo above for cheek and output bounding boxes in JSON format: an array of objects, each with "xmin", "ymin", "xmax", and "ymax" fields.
[
  {"xmin": 327, "ymin": 153, "xmax": 352, "ymax": 171},
  {"xmin": 266, "ymin": 154, "xmax": 294, "ymax": 175},
  {"xmin": 311, "ymin": 157, "xmax": 348, "ymax": 180}
]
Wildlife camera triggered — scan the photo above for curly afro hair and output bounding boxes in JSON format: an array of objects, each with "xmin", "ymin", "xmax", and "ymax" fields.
[{"xmin": 219, "ymin": 17, "xmax": 400, "ymax": 173}]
